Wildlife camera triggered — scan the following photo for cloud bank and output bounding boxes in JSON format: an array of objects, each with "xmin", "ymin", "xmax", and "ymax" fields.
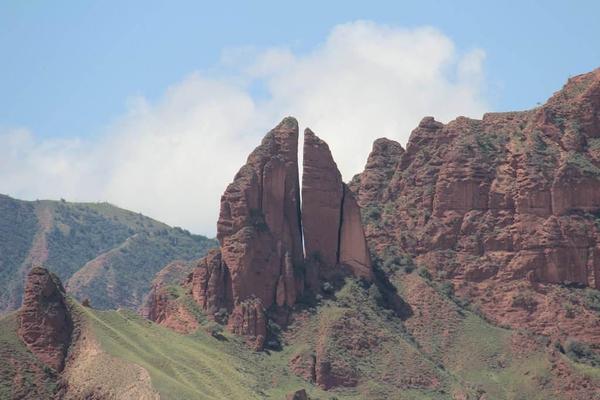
[{"xmin": 0, "ymin": 21, "xmax": 488, "ymax": 235}]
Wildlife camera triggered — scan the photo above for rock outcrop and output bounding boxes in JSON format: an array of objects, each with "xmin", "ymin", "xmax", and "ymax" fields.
[
  {"xmin": 302, "ymin": 129, "xmax": 345, "ymax": 273},
  {"xmin": 227, "ymin": 297, "xmax": 268, "ymax": 351},
  {"xmin": 351, "ymin": 68, "xmax": 600, "ymax": 344},
  {"xmin": 18, "ymin": 267, "xmax": 72, "ymax": 371},
  {"xmin": 148, "ymin": 118, "xmax": 373, "ymax": 349},
  {"xmin": 302, "ymin": 128, "xmax": 373, "ymax": 280},
  {"xmin": 216, "ymin": 117, "xmax": 304, "ymax": 311}
]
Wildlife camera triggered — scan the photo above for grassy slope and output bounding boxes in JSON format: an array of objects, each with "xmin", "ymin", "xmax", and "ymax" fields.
[
  {"xmin": 0, "ymin": 196, "xmax": 39, "ymax": 312},
  {"xmin": 83, "ymin": 276, "xmax": 568, "ymax": 399},
  {"xmin": 0, "ymin": 195, "xmax": 217, "ymax": 313},
  {"xmin": 80, "ymin": 305, "xmax": 262, "ymax": 400},
  {"xmin": 0, "ymin": 313, "xmax": 58, "ymax": 399},
  {"xmin": 3, "ymin": 282, "xmax": 600, "ymax": 400}
]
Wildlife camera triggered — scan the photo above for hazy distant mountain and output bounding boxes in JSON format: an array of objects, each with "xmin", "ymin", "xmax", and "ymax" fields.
[{"xmin": 0, "ymin": 194, "xmax": 216, "ymax": 313}]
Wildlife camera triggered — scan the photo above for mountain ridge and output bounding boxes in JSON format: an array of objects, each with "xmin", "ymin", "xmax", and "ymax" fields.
[{"xmin": 0, "ymin": 194, "xmax": 216, "ymax": 314}]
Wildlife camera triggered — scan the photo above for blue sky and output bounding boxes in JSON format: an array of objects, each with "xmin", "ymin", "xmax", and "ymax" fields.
[
  {"xmin": 2, "ymin": 0, "xmax": 599, "ymax": 140},
  {"xmin": 1, "ymin": 1, "xmax": 599, "ymax": 234}
]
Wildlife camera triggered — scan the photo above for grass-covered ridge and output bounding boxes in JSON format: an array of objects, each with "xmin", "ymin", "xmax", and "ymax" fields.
[
  {"xmin": 0, "ymin": 194, "xmax": 217, "ymax": 314},
  {"xmin": 81, "ymin": 306, "xmax": 263, "ymax": 400},
  {"xmin": 0, "ymin": 195, "xmax": 38, "ymax": 313}
]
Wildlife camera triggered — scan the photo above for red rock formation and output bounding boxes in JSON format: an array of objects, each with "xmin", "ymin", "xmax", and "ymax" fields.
[
  {"xmin": 351, "ymin": 68, "xmax": 600, "ymax": 345},
  {"xmin": 339, "ymin": 187, "xmax": 373, "ymax": 280},
  {"xmin": 190, "ymin": 249, "xmax": 232, "ymax": 314},
  {"xmin": 142, "ymin": 285, "xmax": 199, "ymax": 334},
  {"xmin": 217, "ymin": 116, "xmax": 304, "ymax": 310},
  {"xmin": 349, "ymin": 137, "xmax": 405, "ymax": 207},
  {"xmin": 18, "ymin": 267, "xmax": 72, "ymax": 371},
  {"xmin": 227, "ymin": 297, "xmax": 267, "ymax": 351},
  {"xmin": 149, "ymin": 119, "xmax": 373, "ymax": 350},
  {"xmin": 302, "ymin": 128, "xmax": 373, "ymax": 280},
  {"xmin": 302, "ymin": 128, "xmax": 344, "ymax": 271}
]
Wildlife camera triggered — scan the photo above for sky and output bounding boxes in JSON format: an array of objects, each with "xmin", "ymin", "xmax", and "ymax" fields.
[{"xmin": 1, "ymin": 1, "xmax": 599, "ymax": 236}]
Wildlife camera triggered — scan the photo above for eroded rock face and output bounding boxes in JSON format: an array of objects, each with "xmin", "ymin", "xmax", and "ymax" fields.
[
  {"xmin": 350, "ymin": 68, "xmax": 600, "ymax": 344},
  {"xmin": 302, "ymin": 128, "xmax": 372, "ymax": 280},
  {"xmin": 349, "ymin": 137, "xmax": 405, "ymax": 207},
  {"xmin": 302, "ymin": 128, "xmax": 344, "ymax": 272},
  {"xmin": 227, "ymin": 297, "xmax": 267, "ymax": 351},
  {"xmin": 148, "ymin": 118, "xmax": 372, "ymax": 350},
  {"xmin": 217, "ymin": 117, "xmax": 304, "ymax": 311},
  {"xmin": 18, "ymin": 267, "xmax": 72, "ymax": 371},
  {"xmin": 339, "ymin": 187, "xmax": 373, "ymax": 280}
]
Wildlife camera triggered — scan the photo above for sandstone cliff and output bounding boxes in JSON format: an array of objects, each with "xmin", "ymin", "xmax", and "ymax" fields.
[
  {"xmin": 147, "ymin": 118, "xmax": 373, "ymax": 350},
  {"xmin": 351, "ymin": 68, "xmax": 600, "ymax": 344},
  {"xmin": 302, "ymin": 129, "xmax": 372, "ymax": 281}
]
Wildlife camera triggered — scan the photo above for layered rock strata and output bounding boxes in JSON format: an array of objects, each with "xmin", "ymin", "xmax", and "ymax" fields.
[{"xmin": 350, "ymin": 68, "xmax": 600, "ymax": 343}]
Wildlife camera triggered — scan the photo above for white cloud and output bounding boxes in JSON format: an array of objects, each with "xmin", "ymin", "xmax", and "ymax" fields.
[{"xmin": 0, "ymin": 21, "xmax": 488, "ymax": 236}]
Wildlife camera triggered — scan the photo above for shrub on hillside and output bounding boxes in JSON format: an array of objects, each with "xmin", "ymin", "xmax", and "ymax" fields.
[
  {"xmin": 511, "ymin": 290, "xmax": 538, "ymax": 312},
  {"xmin": 417, "ymin": 267, "xmax": 432, "ymax": 281},
  {"xmin": 564, "ymin": 338, "xmax": 600, "ymax": 367}
]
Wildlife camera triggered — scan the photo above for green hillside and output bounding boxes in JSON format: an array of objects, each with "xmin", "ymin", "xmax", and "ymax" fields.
[
  {"xmin": 0, "ymin": 194, "xmax": 216, "ymax": 313},
  {"xmin": 2, "ymin": 273, "xmax": 600, "ymax": 400},
  {"xmin": 0, "ymin": 313, "xmax": 58, "ymax": 399}
]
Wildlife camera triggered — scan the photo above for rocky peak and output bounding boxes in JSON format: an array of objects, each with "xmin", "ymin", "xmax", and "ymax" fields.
[
  {"xmin": 302, "ymin": 128, "xmax": 373, "ymax": 280},
  {"xmin": 350, "ymin": 137, "xmax": 404, "ymax": 207},
  {"xmin": 150, "ymin": 118, "xmax": 373, "ymax": 349},
  {"xmin": 302, "ymin": 128, "xmax": 344, "ymax": 273},
  {"xmin": 18, "ymin": 267, "xmax": 72, "ymax": 371},
  {"xmin": 349, "ymin": 68, "xmax": 600, "ymax": 346}
]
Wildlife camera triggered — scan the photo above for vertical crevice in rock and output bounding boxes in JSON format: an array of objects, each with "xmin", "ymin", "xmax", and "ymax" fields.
[
  {"xmin": 157, "ymin": 117, "xmax": 373, "ymax": 350},
  {"xmin": 335, "ymin": 182, "xmax": 346, "ymax": 264}
]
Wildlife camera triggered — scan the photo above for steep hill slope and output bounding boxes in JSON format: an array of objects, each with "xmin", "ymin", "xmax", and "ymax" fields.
[
  {"xmin": 4, "ymin": 267, "xmax": 600, "ymax": 399},
  {"xmin": 0, "ymin": 195, "xmax": 216, "ymax": 313},
  {"xmin": 349, "ymin": 68, "xmax": 600, "ymax": 350}
]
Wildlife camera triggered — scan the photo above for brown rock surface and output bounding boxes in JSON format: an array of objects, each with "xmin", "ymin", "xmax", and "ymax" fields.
[
  {"xmin": 350, "ymin": 68, "xmax": 600, "ymax": 345},
  {"xmin": 349, "ymin": 137, "xmax": 405, "ymax": 207},
  {"xmin": 18, "ymin": 267, "xmax": 72, "ymax": 371},
  {"xmin": 190, "ymin": 249, "xmax": 232, "ymax": 314},
  {"xmin": 149, "ymin": 120, "xmax": 372, "ymax": 350},
  {"xmin": 302, "ymin": 128, "xmax": 344, "ymax": 271},
  {"xmin": 302, "ymin": 128, "xmax": 372, "ymax": 280},
  {"xmin": 339, "ymin": 187, "xmax": 373, "ymax": 280},
  {"xmin": 217, "ymin": 116, "xmax": 303, "ymax": 310},
  {"xmin": 227, "ymin": 297, "xmax": 267, "ymax": 351}
]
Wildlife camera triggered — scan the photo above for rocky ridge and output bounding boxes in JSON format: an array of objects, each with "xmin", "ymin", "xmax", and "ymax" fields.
[
  {"xmin": 350, "ymin": 68, "xmax": 600, "ymax": 345},
  {"xmin": 147, "ymin": 118, "xmax": 373, "ymax": 350}
]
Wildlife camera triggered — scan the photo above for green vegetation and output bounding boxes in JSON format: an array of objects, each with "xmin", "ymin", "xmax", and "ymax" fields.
[
  {"xmin": 0, "ymin": 195, "xmax": 216, "ymax": 313},
  {"xmin": 511, "ymin": 289, "xmax": 538, "ymax": 311},
  {"xmin": 0, "ymin": 313, "xmax": 58, "ymax": 398},
  {"xmin": 584, "ymin": 288, "xmax": 600, "ymax": 312},
  {"xmin": 564, "ymin": 339, "xmax": 600, "ymax": 367},
  {"xmin": 0, "ymin": 195, "xmax": 38, "ymax": 311},
  {"xmin": 417, "ymin": 267, "xmax": 432, "ymax": 281},
  {"xmin": 73, "ymin": 229, "xmax": 214, "ymax": 310},
  {"xmin": 81, "ymin": 306, "xmax": 263, "ymax": 400},
  {"xmin": 565, "ymin": 151, "xmax": 600, "ymax": 176},
  {"xmin": 445, "ymin": 315, "xmax": 553, "ymax": 400},
  {"xmin": 529, "ymin": 131, "xmax": 558, "ymax": 174},
  {"xmin": 45, "ymin": 202, "xmax": 135, "ymax": 280}
]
